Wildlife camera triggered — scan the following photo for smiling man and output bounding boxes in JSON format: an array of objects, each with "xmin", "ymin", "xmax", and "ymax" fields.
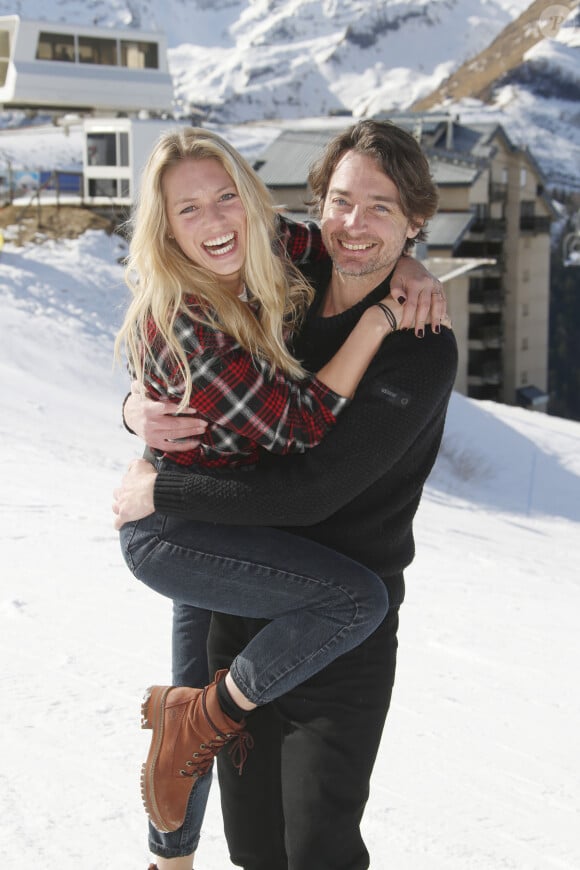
[{"xmin": 315, "ymin": 146, "xmax": 424, "ymax": 315}]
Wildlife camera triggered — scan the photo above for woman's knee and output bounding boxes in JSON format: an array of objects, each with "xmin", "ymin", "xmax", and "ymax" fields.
[{"xmin": 351, "ymin": 571, "xmax": 389, "ymax": 634}]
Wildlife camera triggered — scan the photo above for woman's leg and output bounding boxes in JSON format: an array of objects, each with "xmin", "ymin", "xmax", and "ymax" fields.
[
  {"xmin": 147, "ymin": 603, "xmax": 212, "ymax": 864},
  {"xmin": 155, "ymin": 856, "xmax": 195, "ymax": 870},
  {"xmin": 120, "ymin": 513, "xmax": 388, "ymax": 705}
]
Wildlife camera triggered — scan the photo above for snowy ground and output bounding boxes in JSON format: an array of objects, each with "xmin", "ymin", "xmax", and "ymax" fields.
[{"xmin": 1, "ymin": 229, "xmax": 579, "ymax": 869}]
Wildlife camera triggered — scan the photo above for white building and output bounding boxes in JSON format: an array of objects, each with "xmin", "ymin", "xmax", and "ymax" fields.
[
  {"xmin": 83, "ymin": 117, "xmax": 179, "ymax": 206},
  {"xmin": 0, "ymin": 16, "xmax": 173, "ymax": 115}
]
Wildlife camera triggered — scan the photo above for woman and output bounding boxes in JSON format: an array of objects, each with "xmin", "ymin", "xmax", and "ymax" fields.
[{"xmin": 113, "ymin": 126, "xmax": 442, "ymax": 868}]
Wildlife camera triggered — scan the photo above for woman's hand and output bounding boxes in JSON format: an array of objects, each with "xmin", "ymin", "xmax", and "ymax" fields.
[
  {"xmin": 374, "ymin": 292, "xmax": 452, "ymax": 336},
  {"xmin": 390, "ymin": 255, "xmax": 447, "ymax": 336},
  {"xmin": 112, "ymin": 459, "xmax": 158, "ymax": 529},
  {"xmin": 124, "ymin": 381, "xmax": 208, "ymax": 452}
]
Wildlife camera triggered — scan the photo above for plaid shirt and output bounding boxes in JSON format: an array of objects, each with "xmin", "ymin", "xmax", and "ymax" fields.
[{"xmin": 145, "ymin": 216, "xmax": 346, "ymax": 469}]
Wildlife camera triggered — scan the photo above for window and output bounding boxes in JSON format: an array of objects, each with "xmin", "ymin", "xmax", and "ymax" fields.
[
  {"xmin": 78, "ymin": 36, "xmax": 117, "ymax": 66},
  {"xmin": 121, "ymin": 40, "xmax": 159, "ymax": 69},
  {"xmin": 520, "ymin": 167, "xmax": 527, "ymax": 188},
  {"xmin": 0, "ymin": 28, "xmax": 9, "ymax": 87},
  {"xmin": 521, "ymin": 371, "xmax": 528, "ymax": 385},
  {"xmin": 0, "ymin": 30, "xmax": 9, "ymax": 58},
  {"xmin": 522, "ymin": 303, "xmax": 529, "ymax": 317},
  {"xmin": 87, "ymin": 133, "xmax": 117, "ymax": 166},
  {"xmin": 87, "ymin": 132, "xmax": 129, "ymax": 167},
  {"xmin": 88, "ymin": 178, "xmax": 130, "ymax": 198},
  {"xmin": 36, "ymin": 32, "xmax": 75, "ymax": 62},
  {"xmin": 521, "ymin": 337, "xmax": 528, "ymax": 351},
  {"xmin": 88, "ymin": 178, "xmax": 118, "ymax": 197},
  {"xmin": 119, "ymin": 132, "xmax": 129, "ymax": 166}
]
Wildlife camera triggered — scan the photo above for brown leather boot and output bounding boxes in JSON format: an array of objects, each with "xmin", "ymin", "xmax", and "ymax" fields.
[{"xmin": 140, "ymin": 669, "xmax": 253, "ymax": 833}]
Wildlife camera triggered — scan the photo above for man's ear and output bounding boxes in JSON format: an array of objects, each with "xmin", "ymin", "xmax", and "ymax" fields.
[{"xmin": 406, "ymin": 219, "xmax": 424, "ymax": 240}]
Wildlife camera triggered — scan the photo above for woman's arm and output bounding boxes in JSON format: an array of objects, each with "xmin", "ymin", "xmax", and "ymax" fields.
[
  {"xmin": 113, "ymin": 328, "xmax": 458, "ymax": 530},
  {"xmin": 143, "ymin": 297, "xmax": 402, "ymax": 456}
]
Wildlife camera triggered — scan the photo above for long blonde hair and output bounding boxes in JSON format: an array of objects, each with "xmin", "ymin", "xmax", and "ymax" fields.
[{"xmin": 115, "ymin": 126, "xmax": 315, "ymax": 410}]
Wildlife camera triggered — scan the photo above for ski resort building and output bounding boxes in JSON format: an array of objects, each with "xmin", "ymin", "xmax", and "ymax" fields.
[
  {"xmin": 0, "ymin": 16, "xmax": 173, "ymax": 114},
  {"xmin": 83, "ymin": 117, "xmax": 173, "ymax": 207}
]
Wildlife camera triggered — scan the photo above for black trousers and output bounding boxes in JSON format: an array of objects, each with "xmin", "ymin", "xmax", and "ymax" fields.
[{"xmin": 208, "ymin": 598, "xmax": 400, "ymax": 870}]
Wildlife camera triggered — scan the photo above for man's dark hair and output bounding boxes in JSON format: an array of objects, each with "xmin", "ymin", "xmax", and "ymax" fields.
[{"xmin": 308, "ymin": 120, "xmax": 438, "ymax": 249}]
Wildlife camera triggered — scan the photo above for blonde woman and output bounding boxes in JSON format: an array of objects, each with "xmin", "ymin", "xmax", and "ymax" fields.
[{"xmin": 113, "ymin": 126, "xmax": 441, "ymax": 868}]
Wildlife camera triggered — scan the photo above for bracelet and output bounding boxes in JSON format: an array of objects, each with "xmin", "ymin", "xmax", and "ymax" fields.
[
  {"xmin": 374, "ymin": 302, "xmax": 398, "ymax": 331},
  {"xmin": 122, "ymin": 392, "xmax": 137, "ymax": 435}
]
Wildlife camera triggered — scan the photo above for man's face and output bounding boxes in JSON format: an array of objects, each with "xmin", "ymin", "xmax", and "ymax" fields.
[{"xmin": 320, "ymin": 150, "xmax": 421, "ymax": 280}]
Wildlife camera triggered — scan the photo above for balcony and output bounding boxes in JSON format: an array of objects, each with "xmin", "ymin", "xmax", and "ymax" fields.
[
  {"xmin": 519, "ymin": 215, "xmax": 551, "ymax": 234},
  {"xmin": 468, "ymin": 346, "xmax": 502, "ymax": 386},
  {"xmin": 458, "ymin": 239, "xmax": 504, "ymax": 261},
  {"xmin": 469, "ymin": 290, "xmax": 503, "ymax": 312},
  {"xmin": 467, "ymin": 217, "xmax": 507, "ymax": 240},
  {"xmin": 468, "ymin": 325, "xmax": 502, "ymax": 349}
]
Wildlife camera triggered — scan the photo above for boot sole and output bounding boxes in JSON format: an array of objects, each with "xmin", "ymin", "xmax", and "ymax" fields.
[{"xmin": 140, "ymin": 685, "xmax": 174, "ymax": 833}]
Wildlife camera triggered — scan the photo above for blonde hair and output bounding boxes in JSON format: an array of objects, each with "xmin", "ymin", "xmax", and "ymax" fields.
[{"xmin": 115, "ymin": 126, "xmax": 314, "ymax": 411}]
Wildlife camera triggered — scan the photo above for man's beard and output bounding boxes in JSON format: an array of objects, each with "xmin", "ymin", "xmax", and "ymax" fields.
[{"xmin": 333, "ymin": 258, "xmax": 388, "ymax": 277}]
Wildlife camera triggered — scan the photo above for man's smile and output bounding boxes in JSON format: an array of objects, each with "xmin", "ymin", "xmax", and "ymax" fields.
[{"xmin": 338, "ymin": 239, "xmax": 377, "ymax": 252}]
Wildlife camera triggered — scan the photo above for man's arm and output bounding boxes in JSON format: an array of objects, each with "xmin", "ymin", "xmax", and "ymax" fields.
[{"xmin": 152, "ymin": 330, "xmax": 457, "ymax": 526}]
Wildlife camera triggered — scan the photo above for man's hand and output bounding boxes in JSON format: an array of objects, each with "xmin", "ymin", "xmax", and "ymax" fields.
[
  {"xmin": 124, "ymin": 381, "xmax": 208, "ymax": 452},
  {"xmin": 390, "ymin": 255, "xmax": 447, "ymax": 336},
  {"xmin": 112, "ymin": 458, "xmax": 158, "ymax": 529}
]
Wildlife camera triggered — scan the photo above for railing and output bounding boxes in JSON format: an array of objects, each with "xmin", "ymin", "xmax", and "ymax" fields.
[
  {"xmin": 468, "ymin": 291, "xmax": 503, "ymax": 311},
  {"xmin": 519, "ymin": 215, "xmax": 551, "ymax": 233},
  {"xmin": 468, "ymin": 217, "xmax": 507, "ymax": 238},
  {"xmin": 468, "ymin": 325, "xmax": 502, "ymax": 348}
]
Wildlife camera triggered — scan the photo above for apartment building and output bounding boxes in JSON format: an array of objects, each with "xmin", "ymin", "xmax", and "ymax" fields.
[{"xmin": 254, "ymin": 114, "xmax": 555, "ymax": 410}]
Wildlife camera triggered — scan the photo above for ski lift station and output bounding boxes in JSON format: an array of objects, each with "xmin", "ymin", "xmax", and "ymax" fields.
[{"xmin": 0, "ymin": 15, "xmax": 173, "ymax": 114}]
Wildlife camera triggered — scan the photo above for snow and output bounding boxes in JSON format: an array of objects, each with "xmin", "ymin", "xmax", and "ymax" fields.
[{"xmin": 2, "ymin": 221, "xmax": 580, "ymax": 868}]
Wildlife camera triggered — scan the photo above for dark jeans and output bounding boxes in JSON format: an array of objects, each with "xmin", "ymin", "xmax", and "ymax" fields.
[
  {"xmin": 121, "ymin": 513, "xmax": 388, "ymax": 704},
  {"xmin": 208, "ymin": 600, "xmax": 400, "ymax": 870},
  {"xmin": 120, "ymin": 514, "xmax": 389, "ymax": 858}
]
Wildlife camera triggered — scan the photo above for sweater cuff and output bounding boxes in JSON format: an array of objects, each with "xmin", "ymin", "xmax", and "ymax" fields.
[{"xmin": 153, "ymin": 471, "xmax": 189, "ymax": 515}]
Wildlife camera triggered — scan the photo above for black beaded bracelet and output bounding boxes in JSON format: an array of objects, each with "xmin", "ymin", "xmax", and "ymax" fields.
[{"xmin": 374, "ymin": 302, "xmax": 398, "ymax": 331}]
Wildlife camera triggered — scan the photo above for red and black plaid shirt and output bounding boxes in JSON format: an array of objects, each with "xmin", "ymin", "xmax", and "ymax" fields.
[{"xmin": 144, "ymin": 216, "xmax": 346, "ymax": 469}]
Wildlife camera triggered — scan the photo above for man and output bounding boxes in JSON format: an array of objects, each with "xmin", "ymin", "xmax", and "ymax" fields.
[{"xmin": 120, "ymin": 120, "xmax": 457, "ymax": 869}]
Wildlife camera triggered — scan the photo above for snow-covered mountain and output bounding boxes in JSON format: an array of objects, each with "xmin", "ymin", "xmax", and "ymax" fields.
[{"xmin": 1, "ymin": 0, "xmax": 579, "ymax": 188}]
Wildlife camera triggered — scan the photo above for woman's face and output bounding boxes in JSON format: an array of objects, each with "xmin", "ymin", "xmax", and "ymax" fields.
[{"xmin": 163, "ymin": 156, "xmax": 247, "ymax": 292}]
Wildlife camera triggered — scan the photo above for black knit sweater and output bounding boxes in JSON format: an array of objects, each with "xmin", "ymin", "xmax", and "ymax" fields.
[{"xmin": 154, "ymin": 262, "xmax": 458, "ymax": 607}]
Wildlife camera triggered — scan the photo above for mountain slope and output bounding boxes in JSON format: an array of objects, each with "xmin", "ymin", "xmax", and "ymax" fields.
[{"xmin": 412, "ymin": 0, "xmax": 580, "ymax": 109}]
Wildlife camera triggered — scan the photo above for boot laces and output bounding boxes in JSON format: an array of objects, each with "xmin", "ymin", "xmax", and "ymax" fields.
[
  {"xmin": 180, "ymin": 729, "xmax": 254, "ymax": 778},
  {"xmin": 179, "ymin": 681, "xmax": 254, "ymax": 778}
]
